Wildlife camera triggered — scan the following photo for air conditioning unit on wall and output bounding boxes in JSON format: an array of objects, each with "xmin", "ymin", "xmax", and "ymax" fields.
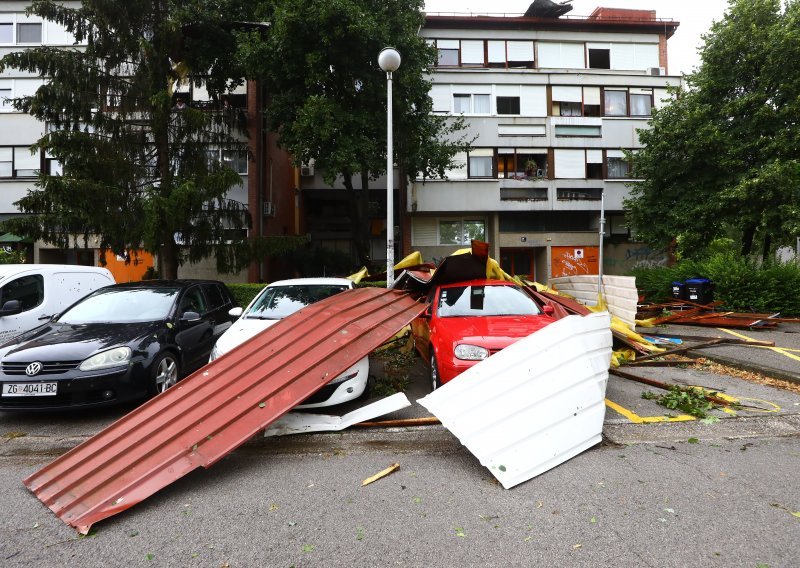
[
  {"xmin": 300, "ymin": 161, "xmax": 315, "ymax": 177},
  {"xmin": 263, "ymin": 201, "xmax": 276, "ymax": 217},
  {"xmin": 647, "ymin": 67, "xmax": 666, "ymax": 76}
]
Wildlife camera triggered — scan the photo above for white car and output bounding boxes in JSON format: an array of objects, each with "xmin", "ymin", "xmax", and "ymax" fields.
[{"xmin": 209, "ymin": 277, "xmax": 369, "ymax": 408}]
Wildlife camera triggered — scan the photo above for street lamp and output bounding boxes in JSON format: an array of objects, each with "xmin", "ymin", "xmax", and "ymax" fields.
[{"xmin": 378, "ymin": 47, "xmax": 401, "ymax": 287}]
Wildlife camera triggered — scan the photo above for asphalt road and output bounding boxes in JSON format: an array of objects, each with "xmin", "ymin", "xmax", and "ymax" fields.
[{"xmin": 1, "ymin": 322, "xmax": 799, "ymax": 567}]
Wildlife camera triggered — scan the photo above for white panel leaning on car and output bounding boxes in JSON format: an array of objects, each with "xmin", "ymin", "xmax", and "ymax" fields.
[
  {"xmin": 0, "ymin": 264, "xmax": 115, "ymax": 343},
  {"xmin": 209, "ymin": 277, "xmax": 369, "ymax": 408}
]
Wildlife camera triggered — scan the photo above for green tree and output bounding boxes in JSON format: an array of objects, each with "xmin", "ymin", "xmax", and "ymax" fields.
[
  {"xmin": 239, "ymin": 0, "xmax": 470, "ymax": 267},
  {"xmin": 625, "ymin": 0, "xmax": 800, "ymax": 260},
  {"xmin": 0, "ymin": 0, "xmax": 286, "ymax": 278}
]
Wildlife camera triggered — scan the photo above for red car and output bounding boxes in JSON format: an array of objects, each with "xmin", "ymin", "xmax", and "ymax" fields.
[{"xmin": 411, "ymin": 279, "xmax": 556, "ymax": 389}]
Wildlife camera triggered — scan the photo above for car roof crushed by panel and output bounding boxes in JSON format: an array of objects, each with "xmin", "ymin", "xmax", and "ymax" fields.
[{"xmin": 23, "ymin": 287, "xmax": 426, "ymax": 534}]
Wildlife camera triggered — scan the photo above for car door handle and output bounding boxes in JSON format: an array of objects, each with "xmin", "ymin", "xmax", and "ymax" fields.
[{"xmin": 38, "ymin": 314, "xmax": 52, "ymax": 320}]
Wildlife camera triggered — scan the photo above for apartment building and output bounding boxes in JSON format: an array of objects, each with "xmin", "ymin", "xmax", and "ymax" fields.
[
  {"xmin": 1, "ymin": 1, "xmax": 79, "ymax": 264},
  {"xmin": 407, "ymin": 6, "xmax": 679, "ymax": 280},
  {"xmin": 0, "ymin": 1, "xmax": 299, "ymax": 282}
]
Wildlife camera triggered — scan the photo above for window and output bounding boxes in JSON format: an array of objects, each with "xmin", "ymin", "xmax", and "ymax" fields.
[
  {"xmin": 460, "ymin": 40, "xmax": 484, "ymax": 66},
  {"xmin": 496, "ymin": 96, "xmax": 520, "ymax": 115},
  {"xmin": 200, "ymin": 283, "xmax": 230, "ymax": 311},
  {"xmin": 468, "ymin": 149, "xmax": 494, "ymax": 178},
  {"xmin": 436, "ymin": 40, "xmax": 459, "ymax": 66},
  {"xmin": 0, "ymin": 148, "xmax": 11, "ymax": 177},
  {"xmin": 559, "ymin": 101, "xmax": 582, "ymax": 117},
  {"xmin": 0, "ymin": 274, "xmax": 44, "ymax": 312},
  {"xmin": 630, "ymin": 93, "xmax": 653, "ymax": 116},
  {"xmin": 0, "ymin": 146, "xmax": 40, "ymax": 178},
  {"xmin": 0, "ymin": 23, "xmax": 12, "ymax": 43},
  {"xmin": 437, "ymin": 284, "xmax": 540, "ymax": 317},
  {"xmin": 496, "ymin": 150, "xmax": 547, "ymax": 179},
  {"xmin": 604, "ymin": 90, "xmax": 627, "ymax": 116},
  {"xmin": 17, "ymin": 22, "xmax": 42, "ymax": 44},
  {"xmin": 506, "ymin": 41, "xmax": 534, "ymax": 68},
  {"xmin": 453, "ymin": 93, "xmax": 489, "ymax": 114},
  {"xmin": 0, "ymin": 87, "xmax": 11, "ymax": 110},
  {"xmin": 439, "ymin": 219, "xmax": 485, "ymax": 245},
  {"xmin": 179, "ymin": 286, "xmax": 208, "ymax": 315},
  {"xmin": 588, "ymin": 48, "xmax": 610, "ymax": 69},
  {"xmin": 607, "ymin": 157, "xmax": 630, "ymax": 178},
  {"xmin": 222, "ymin": 150, "xmax": 248, "ymax": 174}
]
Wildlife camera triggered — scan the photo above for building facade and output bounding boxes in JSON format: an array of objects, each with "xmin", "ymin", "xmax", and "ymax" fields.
[
  {"xmin": 407, "ymin": 7, "xmax": 679, "ymax": 280},
  {"xmin": 2, "ymin": 3, "xmax": 679, "ymax": 283},
  {"xmin": 0, "ymin": 1, "xmax": 299, "ymax": 283}
]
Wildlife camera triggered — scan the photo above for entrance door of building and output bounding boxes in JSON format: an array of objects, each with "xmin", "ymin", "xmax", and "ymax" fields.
[
  {"xmin": 551, "ymin": 246, "xmax": 599, "ymax": 278},
  {"xmin": 500, "ymin": 248, "xmax": 536, "ymax": 280}
]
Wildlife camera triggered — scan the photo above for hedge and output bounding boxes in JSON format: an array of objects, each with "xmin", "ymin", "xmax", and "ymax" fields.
[{"xmin": 631, "ymin": 254, "xmax": 800, "ymax": 315}]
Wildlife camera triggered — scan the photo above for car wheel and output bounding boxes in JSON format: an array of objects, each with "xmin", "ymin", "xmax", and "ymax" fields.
[
  {"xmin": 430, "ymin": 352, "xmax": 442, "ymax": 391},
  {"xmin": 150, "ymin": 352, "xmax": 180, "ymax": 395}
]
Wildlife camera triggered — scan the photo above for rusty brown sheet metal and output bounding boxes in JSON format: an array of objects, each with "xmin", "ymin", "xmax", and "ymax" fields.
[{"xmin": 24, "ymin": 288, "xmax": 425, "ymax": 534}]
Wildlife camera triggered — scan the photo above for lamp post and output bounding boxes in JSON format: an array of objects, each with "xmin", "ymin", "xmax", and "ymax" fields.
[{"xmin": 378, "ymin": 47, "xmax": 401, "ymax": 287}]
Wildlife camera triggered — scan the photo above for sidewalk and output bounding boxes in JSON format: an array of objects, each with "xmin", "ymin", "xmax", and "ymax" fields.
[{"xmin": 635, "ymin": 321, "xmax": 800, "ymax": 384}]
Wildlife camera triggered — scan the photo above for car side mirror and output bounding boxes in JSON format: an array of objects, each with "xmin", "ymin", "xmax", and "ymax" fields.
[
  {"xmin": 228, "ymin": 306, "xmax": 243, "ymax": 318},
  {"xmin": 542, "ymin": 305, "xmax": 555, "ymax": 315},
  {"xmin": 180, "ymin": 311, "xmax": 201, "ymax": 323},
  {"xmin": 0, "ymin": 299, "xmax": 22, "ymax": 317}
]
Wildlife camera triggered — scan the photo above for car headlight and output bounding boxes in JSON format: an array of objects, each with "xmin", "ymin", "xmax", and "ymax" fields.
[
  {"xmin": 454, "ymin": 344, "xmax": 489, "ymax": 361},
  {"xmin": 79, "ymin": 346, "xmax": 132, "ymax": 371}
]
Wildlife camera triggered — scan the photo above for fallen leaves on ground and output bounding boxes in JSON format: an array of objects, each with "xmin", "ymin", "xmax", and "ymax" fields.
[{"xmin": 693, "ymin": 358, "xmax": 800, "ymax": 394}]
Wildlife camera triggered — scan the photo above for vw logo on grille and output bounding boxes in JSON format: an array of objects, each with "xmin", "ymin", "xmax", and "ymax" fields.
[{"xmin": 25, "ymin": 362, "xmax": 43, "ymax": 377}]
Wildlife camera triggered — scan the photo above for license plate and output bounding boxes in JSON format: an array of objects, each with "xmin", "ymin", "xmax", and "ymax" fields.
[{"xmin": 2, "ymin": 382, "xmax": 58, "ymax": 397}]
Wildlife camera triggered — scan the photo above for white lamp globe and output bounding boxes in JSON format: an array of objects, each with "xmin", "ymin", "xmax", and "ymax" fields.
[{"xmin": 378, "ymin": 47, "xmax": 401, "ymax": 72}]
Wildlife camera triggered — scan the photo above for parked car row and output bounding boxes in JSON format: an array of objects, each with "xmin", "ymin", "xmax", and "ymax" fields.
[
  {"xmin": 0, "ymin": 266, "xmax": 557, "ymax": 413},
  {"xmin": 0, "ymin": 271, "xmax": 367, "ymax": 412}
]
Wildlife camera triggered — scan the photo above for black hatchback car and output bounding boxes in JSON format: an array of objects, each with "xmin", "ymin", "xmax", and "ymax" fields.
[{"xmin": 0, "ymin": 280, "xmax": 238, "ymax": 411}]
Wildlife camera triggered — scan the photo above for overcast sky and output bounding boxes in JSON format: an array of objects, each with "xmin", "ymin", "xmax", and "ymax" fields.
[{"xmin": 423, "ymin": 0, "xmax": 731, "ymax": 75}]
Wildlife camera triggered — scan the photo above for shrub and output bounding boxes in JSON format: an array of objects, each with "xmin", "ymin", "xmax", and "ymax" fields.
[
  {"xmin": 631, "ymin": 253, "xmax": 800, "ymax": 315},
  {"xmin": 226, "ymin": 283, "xmax": 265, "ymax": 307}
]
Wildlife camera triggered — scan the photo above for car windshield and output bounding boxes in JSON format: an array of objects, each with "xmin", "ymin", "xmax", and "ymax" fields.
[
  {"xmin": 244, "ymin": 284, "xmax": 349, "ymax": 320},
  {"xmin": 57, "ymin": 287, "xmax": 180, "ymax": 324},
  {"xmin": 437, "ymin": 284, "xmax": 541, "ymax": 317}
]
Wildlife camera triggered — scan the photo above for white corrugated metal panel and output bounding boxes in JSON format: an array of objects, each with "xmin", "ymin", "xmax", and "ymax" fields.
[
  {"xmin": 418, "ymin": 312, "xmax": 612, "ymax": 489},
  {"xmin": 263, "ymin": 393, "xmax": 410, "ymax": 437},
  {"xmin": 549, "ymin": 275, "xmax": 638, "ymax": 329}
]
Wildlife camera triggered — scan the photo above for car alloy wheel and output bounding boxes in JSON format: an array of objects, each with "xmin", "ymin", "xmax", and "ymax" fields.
[
  {"xmin": 151, "ymin": 353, "xmax": 180, "ymax": 395},
  {"xmin": 430, "ymin": 352, "xmax": 442, "ymax": 391}
]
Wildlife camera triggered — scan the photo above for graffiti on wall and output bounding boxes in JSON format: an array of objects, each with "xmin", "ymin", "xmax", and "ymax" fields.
[{"xmin": 604, "ymin": 244, "xmax": 669, "ymax": 273}]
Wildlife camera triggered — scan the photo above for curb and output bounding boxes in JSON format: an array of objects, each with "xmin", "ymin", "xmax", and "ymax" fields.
[{"xmin": 687, "ymin": 350, "xmax": 800, "ymax": 386}]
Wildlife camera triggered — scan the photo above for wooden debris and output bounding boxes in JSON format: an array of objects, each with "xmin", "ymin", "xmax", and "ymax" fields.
[
  {"xmin": 356, "ymin": 417, "xmax": 440, "ymax": 428},
  {"xmin": 361, "ymin": 463, "xmax": 400, "ymax": 486}
]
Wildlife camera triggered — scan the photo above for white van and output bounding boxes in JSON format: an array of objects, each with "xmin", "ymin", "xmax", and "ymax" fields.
[{"xmin": 0, "ymin": 264, "xmax": 115, "ymax": 343}]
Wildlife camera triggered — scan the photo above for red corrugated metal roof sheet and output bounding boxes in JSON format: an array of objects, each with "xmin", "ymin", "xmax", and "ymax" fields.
[{"xmin": 24, "ymin": 287, "xmax": 425, "ymax": 533}]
